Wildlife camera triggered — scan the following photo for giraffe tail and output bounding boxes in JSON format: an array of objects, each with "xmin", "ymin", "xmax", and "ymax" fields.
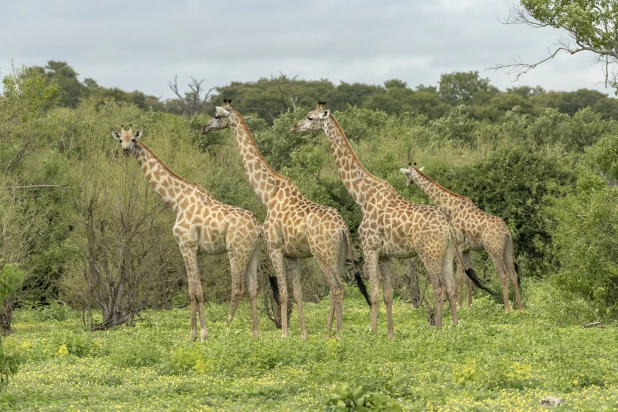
[
  {"xmin": 449, "ymin": 228, "xmax": 497, "ymax": 296},
  {"xmin": 269, "ymin": 276, "xmax": 281, "ymax": 306},
  {"xmin": 343, "ymin": 229, "xmax": 371, "ymax": 306},
  {"xmin": 464, "ymin": 268, "xmax": 497, "ymax": 296}
]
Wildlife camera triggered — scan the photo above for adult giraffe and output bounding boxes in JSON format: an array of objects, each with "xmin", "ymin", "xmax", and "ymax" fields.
[
  {"xmin": 401, "ymin": 162, "xmax": 523, "ymax": 312},
  {"xmin": 291, "ymin": 102, "xmax": 489, "ymax": 337},
  {"xmin": 111, "ymin": 125, "xmax": 262, "ymax": 341},
  {"xmin": 201, "ymin": 101, "xmax": 369, "ymax": 339}
]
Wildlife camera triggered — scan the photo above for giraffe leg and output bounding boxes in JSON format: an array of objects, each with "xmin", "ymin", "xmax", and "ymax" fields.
[
  {"xmin": 442, "ymin": 239, "xmax": 458, "ymax": 327},
  {"xmin": 245, "ymin": 241, "xmax": 261, "ymax": 338},
  {"xmin": 504, "ymin": 236, "xmax": 524, "ymax": 311},
  {"xmin": 269, "ymin": 248, "xmax": 289, "ymax": 338},
  {"xmin": 364, "ymin": 249, "xmax": 381, "ymax": 334},
  {"xmin": 226, "ymin": 251, "xmax": 246, "ymax": 325},
  {"xmin": 287, "ymin": 258, "xmax": 307, "ymax": 340},
  {"xmin": 420, "ymin": 252, "xmax": 444, "ymax": 329},
  {"xmin": 181, "ymin": 244, "xmax": 208, "ymax": 342},
  {"xmin": 489, "ymin": 251, "xmax": 512, "ymax": 313},
  {"xmin": 379, "ymin": 259, "xmax": 394, "ymax": 340},
  {"xmin": 462, "ymin": 250, "xmax": 473, "ymax": 308},
  {"xmin": 454, "ymin": 247, "xmax": 466, "ymax": 308},
  {"xmin": 313, "ymin": 249, "xmax": 344, "ymax": 338}
]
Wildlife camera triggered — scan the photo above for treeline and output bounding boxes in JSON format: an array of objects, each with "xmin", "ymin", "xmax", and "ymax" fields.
[
  {"xmin": 30, "ymin": 61, "xmax": 618, "ymax": 126},
  {"xmin": 1, "ymin": 62, "xmax": 618, "ymax": 336}
]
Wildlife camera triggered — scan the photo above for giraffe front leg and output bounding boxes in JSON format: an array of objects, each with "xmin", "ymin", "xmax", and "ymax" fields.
[
  {"xmin": 181, "ymin": 244, "xmax": 207, "ymax": 342},
  {"xmin": 269, "ymin": 248, "xmax": 289, "ymax": 338},
  {"xmin": 379, "ymin": 259, "xmax": 394, "ymax": 340},
  {"xmin": 364, "ymin": 249, "xmax": 381, "ymax": 334}
]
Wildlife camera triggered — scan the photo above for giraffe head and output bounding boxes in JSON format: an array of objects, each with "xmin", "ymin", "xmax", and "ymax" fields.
[
  {"xmin": 289, "ymin": 101, "xmax": 330, "ymax": 133},
  {"xmin": 399, "ymin": 162, "xmax": 424, "ymax": 187},
  {"xmin": 111, "ymin": 125, "xmax": 142, "ymax": 156},
  {"xmin": 200, "ymin": 99, "xmax": 234, "ymax": 134}
]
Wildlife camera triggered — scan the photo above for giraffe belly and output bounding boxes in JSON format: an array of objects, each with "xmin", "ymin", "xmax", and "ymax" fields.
[{"xmin": 281, "ymin": 241, "xmax": 312, "ymax": 258}]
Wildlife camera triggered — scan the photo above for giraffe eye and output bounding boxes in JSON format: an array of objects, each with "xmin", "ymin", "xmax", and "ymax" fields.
[
  {"xmin": 214, "ymin": 115, "xmax": 220, "ymax": 119},
  {"xmin": 307, "ymin": 117, "xmax": 314, "ymax": 121}
]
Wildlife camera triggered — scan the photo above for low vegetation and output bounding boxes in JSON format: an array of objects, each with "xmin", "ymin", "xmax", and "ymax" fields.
[{"xmin": 1, "ymin": 287, "xmax": 618, "ymax": 410}]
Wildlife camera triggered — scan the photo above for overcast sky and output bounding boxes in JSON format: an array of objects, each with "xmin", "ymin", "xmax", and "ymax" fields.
[{"xmin": 0, "ymin": 0, "xmax": 614, "ymax": 100}]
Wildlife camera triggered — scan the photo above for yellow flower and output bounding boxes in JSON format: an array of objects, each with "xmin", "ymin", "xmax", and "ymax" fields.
[{"xmin": 56, "ymin": 344, "xmax": 69, "ymax": 357}]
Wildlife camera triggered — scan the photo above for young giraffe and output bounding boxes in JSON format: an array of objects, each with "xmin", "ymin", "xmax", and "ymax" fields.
[
  {"xmin": 400, "ymin": 163, "xmax": 523, "ymax": 312},
  {"xmin": 201, "ymin": 101, "xmax": 369, "ymax": 339},
  {"xmin": 292, "ymin": 103, "xmax": 466, "ymax": 337},
  {"xmin": 111, "ymin": 125, "xmax": 262, "ymax": 341}
]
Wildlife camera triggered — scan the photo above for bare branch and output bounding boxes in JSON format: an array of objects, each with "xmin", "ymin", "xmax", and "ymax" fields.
[{"xmin": 168, "ymin": 75, "xmax": 184, "ymax": 101}]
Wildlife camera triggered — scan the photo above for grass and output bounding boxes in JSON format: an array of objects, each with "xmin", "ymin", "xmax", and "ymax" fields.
[{"xmin": 1, "ymin": 284, "xmax": 618, "ymax": 411}]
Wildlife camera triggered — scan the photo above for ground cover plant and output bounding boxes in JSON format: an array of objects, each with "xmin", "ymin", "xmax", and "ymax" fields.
[{"xmin": 1, "ymin": 283, "xmax": 618, "ymax": 411}]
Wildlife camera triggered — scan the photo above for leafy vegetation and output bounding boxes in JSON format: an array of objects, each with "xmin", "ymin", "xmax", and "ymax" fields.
[{"xmin": 1, "ymin": 292, "xmax": 618, "ymax": 410}]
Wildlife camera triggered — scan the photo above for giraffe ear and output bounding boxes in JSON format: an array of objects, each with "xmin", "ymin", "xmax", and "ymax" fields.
[
  {"xmin": 133, "ymin": 130, "xmax": 142, "ymax": 140},
  {"xmin": 215, "ymin": 106, "xmax": 231, "ymax": 116},
  {"xmin": 319, "ymin": 109, "xmax": 330, "ymax": 119},
  {"xmin": 399, "ymin": 168, "xmax": 411, "ymax": 175},
  {"xmin": 111, "ymin": 131, "xmax": 121, "ymax": 140},
  {"xmin": 419, "ymin": 167, "xmax": 425, "ymax": 172}
]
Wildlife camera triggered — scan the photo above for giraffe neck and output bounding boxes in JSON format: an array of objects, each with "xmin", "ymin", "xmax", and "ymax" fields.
[
  {"xmin": 131, "ymin": 142, "xmax": 198, "ymax": 211},
  {"xmin": 229, "ymin": 112, "xmax": 290, "ymax": 207},
  {"xmin": 321, "ymin": 115, "xmax": 388, "ymax": 212},
  {"xmin": 410, "ymin": 168, "xmax": 459, "ymax": 209}
]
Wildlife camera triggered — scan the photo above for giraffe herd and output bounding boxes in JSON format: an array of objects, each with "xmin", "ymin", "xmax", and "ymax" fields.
[{"xmin": 112, "ymin": 101, "xmax": 522, "ymax": 342}]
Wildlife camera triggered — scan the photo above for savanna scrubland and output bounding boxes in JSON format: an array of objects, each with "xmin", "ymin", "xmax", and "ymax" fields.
[{"xmin": 1, "ymin": 59, "xmax": 618, "ymax": 410}]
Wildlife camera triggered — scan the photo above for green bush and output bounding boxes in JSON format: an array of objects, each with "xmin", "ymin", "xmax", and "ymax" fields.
[
  {"xmin": 547, "ymin": 167, "xmax": 618, "ymax": 319},
  {"xmin": 436, "ymin": 146, "xmax": 576, "ymax": 277},
  {"xmin": 325, "ymin": 383, "xmax": 403, "ymax": 411}
]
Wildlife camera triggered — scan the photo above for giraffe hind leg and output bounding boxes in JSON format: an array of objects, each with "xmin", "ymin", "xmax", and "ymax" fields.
[
  {"xmin": 287, "ymin": 258, "xmax": 308, "ymax": 340},
  {"xmin": 245, "ymin": 239, "xmax": 261, "ymax": 338},
  {"xmin": 504, "ymin": 235, "xmax": 523, "ymax": 311},
  {"xmin": 379, "ymin": 259, "xmax": 394, "ymax": 339}
]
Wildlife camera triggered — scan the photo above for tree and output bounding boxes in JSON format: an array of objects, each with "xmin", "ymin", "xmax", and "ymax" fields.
[
  {"xmin": 167, "ymin": 76, "xmax": 216, "ymax": 117},
  {"xmin": 492, "ymin": 1, "xmax": 618, "ymax": 92},
  {"xmin": 27, "ymin": 61, "xmax": 85, "ymax": 108},
  {"xmin": 438, "ymin": 71, "xmax": 499, "ymax": 106}
]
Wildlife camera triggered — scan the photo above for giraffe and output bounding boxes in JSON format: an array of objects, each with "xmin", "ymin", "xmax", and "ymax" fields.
[
  {"xmin": 400, "ymin": 162, "xmax": 523, "ymax": 312},
  {"xmin": 291, "ymin": 103, "xmax": 471, "ymax": 337},
  {"xmin": 111, "ymin": 125, "xmax": 262, "ymax": 341},
  {"xmin": 201, "ymin": 101, "xmax": 369, "ymax": 339}
]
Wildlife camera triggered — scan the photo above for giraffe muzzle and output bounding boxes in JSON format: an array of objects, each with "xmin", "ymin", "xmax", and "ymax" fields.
[{"xmin": 123, "ymin": 148, "xmax": 130, "ymax": 157}]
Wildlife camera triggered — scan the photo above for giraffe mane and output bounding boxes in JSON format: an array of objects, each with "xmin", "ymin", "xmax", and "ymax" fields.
[
  {"xmin": 413, "ymin": 167, "xmax": 466, "ymax": 199},
  {"xmin": 138, "ymin": 142, "xmax": 210, "ymax": 196},
  {"xmin": 233, "ymin": 110, "xmax": 294, "ymax": 185},
  {"xmin": 328, "ymin": 116, "xmax": 392, "ymax": 187}
]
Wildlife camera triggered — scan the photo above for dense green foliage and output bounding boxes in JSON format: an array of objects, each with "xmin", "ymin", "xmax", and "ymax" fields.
[
  {"xmin": 2, "ymin": 292, "xmax": 618, "ymax": 410},
  {"xmin": 3, "ymin": 60, "xmax": 618, "ymax": 324}
]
